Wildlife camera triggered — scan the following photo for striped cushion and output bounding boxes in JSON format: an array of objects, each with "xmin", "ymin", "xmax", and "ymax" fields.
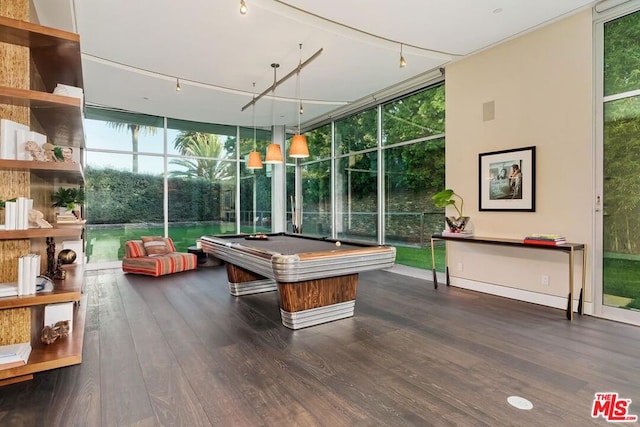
[
  {"xmin": 125, "ymin": 240, "xmax": 147, "ymax": 258},
  {"xmin": 141, "ymin": 236, "xmax": 170, "ymax": 256}
]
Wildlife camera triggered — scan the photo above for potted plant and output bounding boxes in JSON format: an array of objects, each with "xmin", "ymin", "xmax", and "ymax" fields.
[
  {"xmin": 432, "ymin": 188, "xmax": 469, "ymax": 232},
  {"xmin": 51, "ymin": 187, "xmax": 85, "ymax": 218}
]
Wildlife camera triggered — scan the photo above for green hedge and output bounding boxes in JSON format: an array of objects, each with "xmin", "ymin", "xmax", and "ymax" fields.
[{"xmin": 85, "ymin": 168, "xmax": 222, "ymax": 223}]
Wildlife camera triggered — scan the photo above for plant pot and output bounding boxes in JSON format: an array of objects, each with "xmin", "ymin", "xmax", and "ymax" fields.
[{"xmin": 445, "ymin": 216, "xmax": 470, "ymax": 232}]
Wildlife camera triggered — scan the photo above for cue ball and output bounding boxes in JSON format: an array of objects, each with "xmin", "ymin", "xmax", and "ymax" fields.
[{"xmin": 335, "ymin": 241, "xmax": 341, "ymax": 247}]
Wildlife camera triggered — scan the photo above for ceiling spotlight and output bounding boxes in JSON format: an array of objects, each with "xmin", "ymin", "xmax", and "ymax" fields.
[
  {"xmin": 400, "ymin": 44, "xmax": 407, "ymax": 68},
  {"xmin": 240, "ymin": 0, "xmax": 247, "ymax": 15},
  {"xmin": 176, "ymin": 78, "xmax": 181, "ymax": 92}
]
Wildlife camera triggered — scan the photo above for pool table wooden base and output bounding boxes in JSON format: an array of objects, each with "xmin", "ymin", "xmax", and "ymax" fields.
[
  {"xmin": 225, "ymin": 262, "xmax": 359, "ymax": 329},
  {"xmin": 225, "ymin": 264, "xmax": 278, "ymax": 296},
  {"xmin": 278, "ymin": 273, "xmax": 358, "ymax": 329}
]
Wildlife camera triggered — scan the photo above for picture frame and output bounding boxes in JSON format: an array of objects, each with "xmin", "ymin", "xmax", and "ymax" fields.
[{"xmin": 479, "ymin": 146, "xmax": 535, "ymax": 211}]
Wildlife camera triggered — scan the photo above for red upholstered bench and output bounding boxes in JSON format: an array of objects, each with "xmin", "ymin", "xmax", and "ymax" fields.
[{"xmin": 122, "ymin": 237, "xmax": 197, "ymax": 277}]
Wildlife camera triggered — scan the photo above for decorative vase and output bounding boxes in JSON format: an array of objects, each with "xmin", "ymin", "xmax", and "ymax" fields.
[
  {"xmin": 58, "ymin": 249, "xmax": 77, "ymax": 264},
  {"xmin": 445, "ymin": 216, "xmax": 470, "ymax": 233}
]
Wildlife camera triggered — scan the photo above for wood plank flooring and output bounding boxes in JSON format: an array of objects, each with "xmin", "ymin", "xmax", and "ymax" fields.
[{"xmin": 0, "ymin": 265, "xmax": 639, "ymax": 426}]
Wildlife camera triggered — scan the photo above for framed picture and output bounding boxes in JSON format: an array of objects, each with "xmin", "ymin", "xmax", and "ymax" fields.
[{"xmin": 479, "ymin": 146, "xmax": 535, "ymax": 211}]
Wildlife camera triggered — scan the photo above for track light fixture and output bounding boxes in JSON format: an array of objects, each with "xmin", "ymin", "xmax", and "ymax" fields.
[
  {"xmin": 399, "ymin": 44, "xmax": 407, "ymax": 68},
  {"xmin": 247, "ymin": 82, "xmax": 263, "ymax": 169},
  {"xmin": 176, "ymin": 78, "xmax": 181, "ymax": 91},
  {"xmin": 289, "ymin": 43, "xmax": 309, "ymax": 159},
  {"xmin": 240, "ymin": 0, "xmax": 247, "ymax": 15},
  {"xmin": 264, "ymin": 63, "xmax": 284, "ymax": 164}
]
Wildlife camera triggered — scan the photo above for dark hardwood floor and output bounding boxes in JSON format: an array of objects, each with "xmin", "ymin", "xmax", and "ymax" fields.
[{"xmin": 0, "ymin": 265, "xmax": 639, "ymax": 426}]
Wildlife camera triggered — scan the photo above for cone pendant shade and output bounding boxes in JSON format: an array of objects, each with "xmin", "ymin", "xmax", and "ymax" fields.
[
  {"xmin": 289, "ymin": 134, "xmax": 309, "ymax": 158},
  {"xmin": 247, "ymin": 151, "xmax": 263, "ymax": 169},
  {"xmin": 264, "ymin": 143, "xmax": 284, "ymax": 163}
]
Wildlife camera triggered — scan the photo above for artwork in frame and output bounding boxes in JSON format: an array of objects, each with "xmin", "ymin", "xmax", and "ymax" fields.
[{"xmin": 479, "ymin": 146, "xmax": 536, "ymax": 211}]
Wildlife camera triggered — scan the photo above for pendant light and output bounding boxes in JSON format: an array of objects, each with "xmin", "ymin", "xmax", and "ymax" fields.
[
  {"xmin": 264, "ymin": 63, "xmax": 284, "ymax": 164},
  {"xmin": 247, "ymin": 82, "xmax": 263, "ymax": 169},
  {"xmin": 399, "ymin": 43, "xmax": 407, "ymax": 68},
  {"xmin": 289, "ymin": 44, "xmax": 310, "ymax": 159}
]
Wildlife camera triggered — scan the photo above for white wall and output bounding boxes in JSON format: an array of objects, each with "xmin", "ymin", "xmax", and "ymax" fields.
[{"xmin": 444, "ymin": 10, "xmax": 594, "ymax": 310}]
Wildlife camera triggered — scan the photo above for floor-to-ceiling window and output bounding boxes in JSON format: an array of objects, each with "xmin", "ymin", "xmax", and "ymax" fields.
[
  {"xmin": 166, "ymin": 119, "xmax": 238, "ymax": 244},
  {"xmin": 239, "ymin": 124, "xmax": 273, "ymax": 235},
  {"xmin": 83, "ymin": 108, "xmax": 274, "ymax": 263},
  {"xmin": 84, "ymin": 109, "xmax": 165, "ymax": 263},
  {"xmin": 381, "ymin": 86, "xmax": 445, "ymax": 269},
  {"xmin": 300, "ymin": 124, "xmax": 332, "ymax": 236},
  {"xmin": 335, "ymin": 109, "xmax": 379, "ymax": 242},
  {"xmin": 297, "ymin": 81, "xmax": 446, "ymax": 267},
  {"xmin": 597, "ymin": 2, "xmax": 640, "ymax": 324}
]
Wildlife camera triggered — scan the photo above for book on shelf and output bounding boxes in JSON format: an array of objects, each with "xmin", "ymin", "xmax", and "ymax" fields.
[
  {"xmin": 0, "ymin": 342, "xmax": 32, "ymax": 370},
  {"xmin": 0, "ymin": 282, "xmax": 18, "ymax": 298},
  {"xmin": 523, "ymin": 235, "xmax": 566, "ymax": 246},
  {"xmin": 441, "ymin": 229, "xmax": 474, "ymax": 238},
  {"xmin": 525, "ymin": 234, "xmax": 565, "ymax": 241},
  {"xmin": 17, "ymin": 253, "xmax": 40, "ymax": 296},
  {"xmin": 56, "ymin": 213, "xmax": 81, "ymax": 224},
  {"xmin": 2, "ymin": 198, "xmax": 32, "ymax": 230}
]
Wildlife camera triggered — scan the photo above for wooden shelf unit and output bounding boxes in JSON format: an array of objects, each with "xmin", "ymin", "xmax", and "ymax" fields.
[
  {"xmin": 0, "ymin": 14, "xmax": 86, "ymax": 385},
  {"xmin": 0, "ymin": 159, "xmax": 83, "ymax": 182},
  {"xmin": 0, "ymin": 227, "xmax": 83, "ymax": 241},
  {"xmin": 0, "ymin": 15, "xmax": 83, "ymax": 91},
  {"xmin": 0, "ymin": 86, "xmax": 84, "ymax": 148}
]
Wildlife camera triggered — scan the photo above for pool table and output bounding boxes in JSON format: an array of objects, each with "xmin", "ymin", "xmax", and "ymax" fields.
[{"xmin": 199, "ymin": 233, "xmax": 396, "ymax": 329}]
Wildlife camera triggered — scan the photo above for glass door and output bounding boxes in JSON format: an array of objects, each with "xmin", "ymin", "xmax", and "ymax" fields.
[{"xmin": 599, "ymin": 7, "xmax": 640, "ymax": 325}]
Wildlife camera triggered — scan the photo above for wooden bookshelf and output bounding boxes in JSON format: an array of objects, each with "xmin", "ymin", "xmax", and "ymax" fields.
[{"xmin": 0, "ymin": 13, "xmax": 86, "ymax": 385}]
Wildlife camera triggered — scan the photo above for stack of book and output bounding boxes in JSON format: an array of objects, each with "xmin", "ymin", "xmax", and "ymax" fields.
[
  {"xmin": 523, "ymin": 234, "xmax": 566, "ymax": 246},
  {"xmin": 0, "ymin": 282, "xmax": 18, "ymax": 298},
  {"xmin": 17, "ymin": 254, "xmax": 41, "ymax": 295},
  {"xmin": 56, "ymin": 210, "xmax": 80, "ymax": 224},
  {"xmin": 0, "ymin": 342, "xmax": 32, "ymax": 370},
  {"xmin": 1, "ymin": 197, "xmax": 33, "ymax": 230}
]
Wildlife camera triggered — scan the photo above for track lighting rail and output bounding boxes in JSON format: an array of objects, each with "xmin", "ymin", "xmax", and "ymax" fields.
[{"xmin": 241, "ymin": 48, "xmax": 323, "ymax": 112}]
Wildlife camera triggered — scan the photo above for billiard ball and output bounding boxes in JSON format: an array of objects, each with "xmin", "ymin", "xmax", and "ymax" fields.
[{"xmin": 335, "ymin": 241, "xmax": 341, "ymax": 247}]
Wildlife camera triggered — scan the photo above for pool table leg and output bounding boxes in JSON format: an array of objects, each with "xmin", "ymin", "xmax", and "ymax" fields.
[
  {"xmin": 225, "ymin": 263, "xmax": 277, "ymax": 296},
  {"xmin": 278, "ymin": 274, "xmax": 358, "ymax": 329}
]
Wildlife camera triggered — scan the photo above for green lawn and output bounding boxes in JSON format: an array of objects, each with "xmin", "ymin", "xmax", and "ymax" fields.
[{"xmin": 604, "ymin": 257, "xmax": 640, "ymax": 309}]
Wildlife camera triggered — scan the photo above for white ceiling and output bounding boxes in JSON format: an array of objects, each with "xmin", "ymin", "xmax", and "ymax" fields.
[{"xmin": 33, "ymin": 0, "xmax": 596, "ymax": 130}]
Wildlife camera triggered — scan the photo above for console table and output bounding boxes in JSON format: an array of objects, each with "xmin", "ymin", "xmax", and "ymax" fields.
[{"xmin": 430, "ymin": 234, "xmax": 586, "ymax": 320}]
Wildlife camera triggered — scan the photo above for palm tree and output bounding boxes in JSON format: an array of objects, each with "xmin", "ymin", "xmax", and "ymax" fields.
[
  {"xmin": 169, "ymin": 131, "xmax": 232, "ymax": 181},
  {"xmin": 107, "ymin": 122, "xmax": 157, "ymax": 173}
]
